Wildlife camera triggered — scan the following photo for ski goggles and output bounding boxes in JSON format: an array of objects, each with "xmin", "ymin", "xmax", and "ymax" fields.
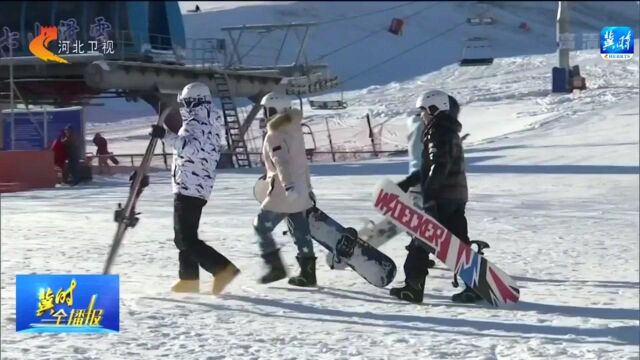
[
  {"xmin": 418, "ymin": 105, "xmax": 439, "ymax": 117},
  {"xmin": 263, "ymin": 107, "xmax": 278, "ymax": 119},
  {"xmin": 180, "ymin": 97, "xmax": 212, "ymax": 110}
]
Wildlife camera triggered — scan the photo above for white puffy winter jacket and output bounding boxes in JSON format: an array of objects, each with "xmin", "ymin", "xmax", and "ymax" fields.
[
  {"xmin": 165, "ymin": 109, "xmax": 223, "ymax": 200},
  {"xmin": 261, "ymin": 108, "xmax": 313, "ymax": 213}
]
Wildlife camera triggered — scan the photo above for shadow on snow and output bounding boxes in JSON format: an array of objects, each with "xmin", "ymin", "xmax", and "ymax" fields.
[
  {"xmin": 142, "ymin": 293, "xmax": 639, "ymax": 346},
  {"xmin": 219, "ymin": 157, "xmax": 640, "ymax": 177}
]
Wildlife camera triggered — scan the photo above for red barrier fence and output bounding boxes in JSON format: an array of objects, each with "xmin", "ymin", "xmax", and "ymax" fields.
[{"xmin": 0, "ymin": 151, "xmax": 58, "ymax": 193}]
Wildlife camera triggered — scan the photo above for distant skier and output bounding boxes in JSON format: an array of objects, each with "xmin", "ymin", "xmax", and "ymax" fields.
[
  {"xmin": 254, "ymin": 91, "xmax": 317, "ymax": 287},
  {"xmin": 151, "ymin": 82, "xmax": 240, "ymax": 295},
  {"xmin": 92, "ymin": 132, "xmax": 118, "ymax": 175},
  {"xmin": 392, "ymin": 90, "xmax": 483, "ymax": 304}
]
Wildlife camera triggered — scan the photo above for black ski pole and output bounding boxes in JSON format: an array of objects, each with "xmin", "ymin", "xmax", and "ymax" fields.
[{"xmin": 103, "ymin": 105, "xmax": 174, "ymax": 274}]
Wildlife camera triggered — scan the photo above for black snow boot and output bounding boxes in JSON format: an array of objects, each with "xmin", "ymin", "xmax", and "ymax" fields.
[
  {"xmin": 392, "ymin": 240, "xmax": 429, "ymax": 303},
  {"xmin": 390, "ymin": 278, "xmax": 425, "ymax": 304},
  {"xmin": 288, "ymin": 256, "xmax": 317, "ymax": 287},
  {"xmin": 259, "ymin": 250, "xmax": 287, "ymax": 284},
  {"xmin": 451, "ymin": 286, "xmax": 483, "ymax": 303}
]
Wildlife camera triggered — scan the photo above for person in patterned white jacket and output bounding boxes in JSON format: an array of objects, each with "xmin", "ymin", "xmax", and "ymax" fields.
[{"xmin": 151, "ymin": 82, "xmax": 239, "ymax": 295}]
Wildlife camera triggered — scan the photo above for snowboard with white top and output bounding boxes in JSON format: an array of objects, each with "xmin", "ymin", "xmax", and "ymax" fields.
[{"xmin": 373, "ymin": 179, "xmax": 520, "ymax": 307}]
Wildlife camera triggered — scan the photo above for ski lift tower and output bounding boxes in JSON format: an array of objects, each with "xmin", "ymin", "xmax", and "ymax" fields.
[
  {"xmin": 460, "ymin": 2, "xmax": 495, "ymax": 66},
  {"xmin": 203, "ymin": 22, "xmax": 339, "ymax": 167},
  {"xmin": 223, "ymin": 22, "xmax": 314, "ymax": 70},
  {"xmin": 552, "ymin": 1, "xmax": 586, "ymax": 93},
  {"xmin": 218, "ymin": 22, "xmax": 339, "ymax": 131}
]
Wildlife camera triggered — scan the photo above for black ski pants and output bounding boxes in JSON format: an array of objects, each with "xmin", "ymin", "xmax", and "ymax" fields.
[
  {"xmin": 403, "ymin": 200, "xmax": 470, "ymax": 282},
  {"xmin": 174, "ymin": 193, "xmax": 232, "ymax": 280}
]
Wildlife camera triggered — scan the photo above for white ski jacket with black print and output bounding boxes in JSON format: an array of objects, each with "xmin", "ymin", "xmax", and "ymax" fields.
[{"xmin": 165, "ymin": 109, "xmax": 223, "ymax": 200}]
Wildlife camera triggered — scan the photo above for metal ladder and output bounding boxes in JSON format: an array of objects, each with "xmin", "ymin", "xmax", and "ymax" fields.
[{"xmin": 212, "ymin": 72, "xmax": 252, "ymax": 168}]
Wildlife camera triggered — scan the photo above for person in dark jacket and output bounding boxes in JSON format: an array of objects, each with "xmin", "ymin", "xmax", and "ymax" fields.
[
  {"xmin": 391, "ymin": 90, "xmax": 483, "ymax": 304},
  {"xmin": 62, "ymin": 125, "xmax": 81, "ymax": 185},
  {"xmin": 92, "ymin": 133, "xmax": 118, "ymax": 175}
]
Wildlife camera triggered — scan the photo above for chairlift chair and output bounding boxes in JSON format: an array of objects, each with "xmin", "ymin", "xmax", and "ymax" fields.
[
  {"xmin": 459, "ymin": 37, "xmax": 494, "ymax": 66},
  {"xmin": 465, "ymin": 2, "xmax": 495, "ymax": 26},
  {"xmin": 462, "ymin": 2, "xmax": 495, "ymax": 67},
  {"xmin": 388, "ymin": 18, "xmax": 405, "ymax": 36},
  {"xmin": 308, "ymin": 99, "xmax": 348, "ymax": 110},
  {"xmin": 466, "ymin": 14, "xmax": 494, "ymax": 25},
  {"xmin": 308, "ymin": 90, "xmax": 348, "ymax": 110},
  {"xmin": 466, "ymin": 17, "xmax": 481, "ymax": 25},
  {"xmin": 467, "ymin": 15, "xmax": 496, "ymax": 26},
  {"xmin": 481, "ymin": 16, "xmax": 495, "ymax": 25},
  {"xmin": 301, "ymin": 123, "xmax": 317, "ymax": 161}
]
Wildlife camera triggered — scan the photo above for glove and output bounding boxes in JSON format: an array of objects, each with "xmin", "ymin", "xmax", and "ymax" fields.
[
  {"xmin": 150, "ymin": 125, "xmax": 166, "ymax": 139},
  {"xmin": 409, "ymin": 187, "xmax": 422, "ymax": 207},
  {"xmin": 397, "ymin": 179, "xmax": 410, "ymax": 193},
  {"xmin": 129, "ymin": 171, "xmax": 150, "ymax": 189},
  {"xmin": 284, "ymin": 184, "xmax": 301, "ymax": 201},
  {"xmin": 129, "ymin": 171, "xmax": 150, "ymax": 198},
  {"xmin": 309, "ymin": 190, "xmax": 317, "ymax": 207},
  {"xmin": 397, "ymin": 171, "xmax": 420, "ymax": 193}
]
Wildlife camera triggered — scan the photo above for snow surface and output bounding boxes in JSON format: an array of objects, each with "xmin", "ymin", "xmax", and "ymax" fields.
[
  {"xmin": 2, "ymin": 42, "xmax": 639, "ymax": 358},
  {"xmin": 179, "ymin": 1, "xmax": 297, "ymax": 14}
]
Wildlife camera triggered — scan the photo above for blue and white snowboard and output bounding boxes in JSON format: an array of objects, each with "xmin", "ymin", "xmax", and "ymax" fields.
[
  {"xmin": 254, "ymin": 176, "xmax": 397, "ymax": 288},
  {"xmin": 327, "ymin": 188, "xmax": 421, "ymax": 270}
]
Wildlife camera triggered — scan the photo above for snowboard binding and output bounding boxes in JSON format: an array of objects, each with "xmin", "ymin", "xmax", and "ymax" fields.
[
  {"xmin": 114, "ymin": 203, "xmax": 141, "ymax": 228},
  {"xmin": 335, "ymin": 227, "xmax": 358, "ymax": 260},
  {"xmin": 452, "ymin": 240, "xmax": 490, "ymax": 288}
]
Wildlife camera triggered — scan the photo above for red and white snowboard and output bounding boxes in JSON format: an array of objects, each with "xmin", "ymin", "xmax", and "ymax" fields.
[{"xmin": 373, "ymin": 179, "xmax": 520, "ymax": 307}]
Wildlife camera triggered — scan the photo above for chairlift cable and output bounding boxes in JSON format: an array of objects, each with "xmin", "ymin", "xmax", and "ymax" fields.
[
  {"xmin": 317, "ymin": 2, "xmax": 418, "ymax": 26},
  {"xmin": 313, "ymin": 2, "xmax": 441, "ymax": 62},
  {"xmin": 339, "ymin": 10, "xmax": 492, "ymax": 86},
  {"xmin": 340, "ymin": 25, "xmax": 462, "ymax": 85}
]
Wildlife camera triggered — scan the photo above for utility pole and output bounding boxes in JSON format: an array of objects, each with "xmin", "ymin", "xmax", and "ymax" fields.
[
  {"xmin": 366, "ymin": 113, "xmax": 378, "ymax": 157},
  {"xmin": 325, "ymin": 117, "xmax": 336, "ymax": 162},
  {"xmin": 557, "ymin": 1, "xmax": 571, "ymax": 69}
]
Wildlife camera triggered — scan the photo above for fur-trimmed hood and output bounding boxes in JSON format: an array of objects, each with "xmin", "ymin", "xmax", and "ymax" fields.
[{"xmin": 267, "ymin": 108, "xmax": 303, "ymax": 133}]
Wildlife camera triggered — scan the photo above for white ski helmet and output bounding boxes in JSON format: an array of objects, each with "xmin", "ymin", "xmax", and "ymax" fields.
[
  {"xmin": 178, "ymin": 82, "xmax": 213, "ymax": 118},
  {"xmin": 260, "ymin": 91, "xmax": 293, "ymax": 117},
  {"xmin": 416, "ymin": 90, "xmax": 450, "ymax": 116}
]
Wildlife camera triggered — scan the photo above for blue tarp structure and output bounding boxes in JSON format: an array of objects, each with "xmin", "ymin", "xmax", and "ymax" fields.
[{"xmin": 2, "ymin": 107, "xmax": 84, "ymax": 151}]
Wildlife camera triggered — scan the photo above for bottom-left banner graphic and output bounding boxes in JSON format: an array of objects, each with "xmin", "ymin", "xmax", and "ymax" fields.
[{"xmin": 16, "ymin": 274, "xmax": 119, "ymax": 333}]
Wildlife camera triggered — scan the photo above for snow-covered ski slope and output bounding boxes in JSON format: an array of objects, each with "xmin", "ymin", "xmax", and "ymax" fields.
[
  {"xmin": 84, "ymin": 1, "xmax": 639, "ymax": 125},
  {"xmin": 181, "ymin": 1, "xmax": 639, "ymax": 89},
  {"xmin": 92, "ymin": 40, "xmax": 639, "ymax": 163},
  {"xmin": 2, "ymin": 42, "xmax": 639, "ymax": 358}
]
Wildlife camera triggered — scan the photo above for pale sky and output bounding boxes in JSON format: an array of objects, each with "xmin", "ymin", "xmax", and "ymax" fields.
[{"xmin": 178, "ymin": 1, "xmax": 295, "ymax": 14}]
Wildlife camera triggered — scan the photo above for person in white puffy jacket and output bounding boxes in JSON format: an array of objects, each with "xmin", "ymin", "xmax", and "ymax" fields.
[
  {"xmin": 254, "ymin": 91, "xmax": 317, "ymax": 287},
  {"xmin": 151, "ymin": 82, "xmax": 239, "ymax": 295}
]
